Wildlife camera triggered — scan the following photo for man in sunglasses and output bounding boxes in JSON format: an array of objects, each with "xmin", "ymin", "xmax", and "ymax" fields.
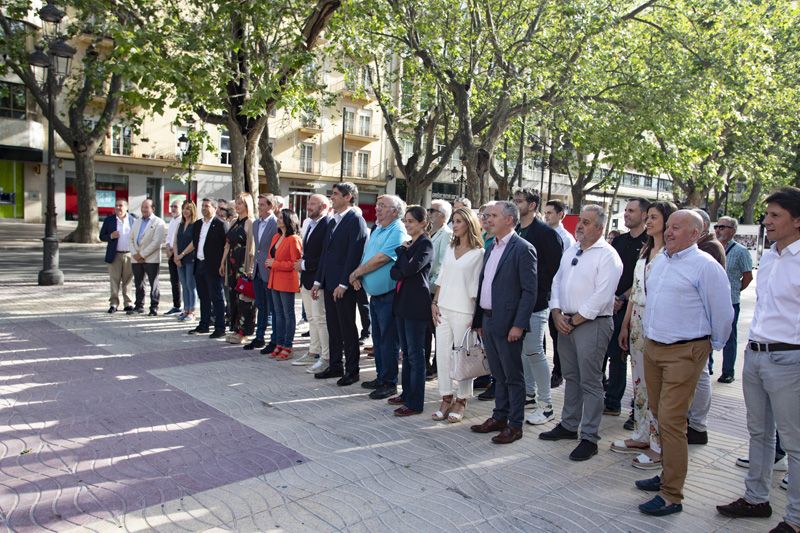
[{"xmin": 540, "ymin": 205, "xmax": 623, "ymax": 462}]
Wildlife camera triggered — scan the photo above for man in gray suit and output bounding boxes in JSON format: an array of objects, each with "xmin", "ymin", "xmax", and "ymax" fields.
[
  {"xmin": 470, "ymin": 201, "xmax": 538, "ymax": 445},
  {"xmin": 244, "ymin": 194, "xmax": 279, "ymax": 351}
]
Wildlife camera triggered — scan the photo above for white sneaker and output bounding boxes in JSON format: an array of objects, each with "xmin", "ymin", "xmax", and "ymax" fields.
[
  {"xmin": 781, "ymin": 474, "xmax": 788, "ymax": 491},
  {"xmin": 292, "ymin": 353, "xmax": 319, "ymax": 366},
  {"xmin": 307, "ymin": 359, "xmax": 328, "ymax": 374},
  {"xmin": 525, "ymin": 405, "xmax": 555, "ymax": 425},
  {"xmin": 736, "ymin": 455, "xmax": 788, "ymax": 471}
]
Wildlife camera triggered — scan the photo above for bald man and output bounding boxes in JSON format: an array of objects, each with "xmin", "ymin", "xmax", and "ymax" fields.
[
  {"xmin": 128, "ymin": 199, "xmax": 166, "ymax": 315},
  {"xmin": 633, "ymin": 210, "xmax": 733, "ymax": 516}
]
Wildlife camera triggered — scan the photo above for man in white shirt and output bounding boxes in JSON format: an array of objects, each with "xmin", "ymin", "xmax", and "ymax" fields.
[
  {"xmin": 164, "ymin": 201, "xmax": 183, "ymax": 315},
  {"xmin": 717, "ymin": 187, "xmax": 800, "ymax": 533},
  {"xmin": 540, "ymin": 205, "xmax": 623, "ymax": 462},
  {"xmin": 99, "ymin": 199, "xmax": 136, "ymax": 313}
]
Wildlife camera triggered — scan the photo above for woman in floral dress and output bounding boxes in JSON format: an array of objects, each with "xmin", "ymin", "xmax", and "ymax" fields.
[
  {"xmin": 221, "ymin": 193, "xmax": 255, "ymax": 343},
  {"xmin": 611, "ymin": 201, "xmax": 677, "ymax": 470}
]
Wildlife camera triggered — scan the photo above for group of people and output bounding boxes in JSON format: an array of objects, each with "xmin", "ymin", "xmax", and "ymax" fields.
[{"xmin": 100, "ymin": 182, "xmax": 799, "ymax": 530}]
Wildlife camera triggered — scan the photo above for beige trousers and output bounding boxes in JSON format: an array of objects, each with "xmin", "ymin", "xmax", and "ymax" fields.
[
  {"xmin": 300, "ymin": 286, "xmax": 329, "ymax": 359},
  {"xmin": 108, "ymin": 252, "xmax": 133, "ymax": 307}
]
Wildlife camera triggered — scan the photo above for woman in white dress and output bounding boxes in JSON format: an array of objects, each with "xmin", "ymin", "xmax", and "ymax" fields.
[{"xmin": 430, "ymin": 207, "xmax": 485, "ymax": 423}]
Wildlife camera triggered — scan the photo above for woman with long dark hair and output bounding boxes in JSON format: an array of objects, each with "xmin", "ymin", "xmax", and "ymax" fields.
[
  {"xmin": 613, "ymin": 201, "xmax": 678, "ymax": 470},
  {"xmin": 266, "ymin": 208, "xmax": 303, "ymax": 359},
  {"xmin": 389, "ymin": 206, "xmax": 434, "ymax": 416}
]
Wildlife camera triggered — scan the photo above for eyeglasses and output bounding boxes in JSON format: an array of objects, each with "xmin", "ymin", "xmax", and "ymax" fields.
[
  {"xmin": 571, "ymin": 248, "xmax": 584, "ymax": 266},
  {"xmin": 714, "ymin": 224, "xmax": 734, "ymax": 230}
]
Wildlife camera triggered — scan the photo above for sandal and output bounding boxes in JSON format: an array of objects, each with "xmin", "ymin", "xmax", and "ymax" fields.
[
  {"xmin": 268, "ymin": 345, "xmax": 284, "ymax": 358},
  {"xmin": 275, "ymin": 347, "xmax": 293, "ymax": 360},
  {"xmin": 448, "ymin": 398, "xmax": 467, "ymax": 423},
  {"xmin": 432, "ymin": 395, "xmax": 454, "ymax": 421},
  {"xmin": 610, "ymin": 439, "xmax": 650, "ymax": 454},
  {"xmin": 632, "ymin": 449, "xmax": 662, "ymax": 470}
]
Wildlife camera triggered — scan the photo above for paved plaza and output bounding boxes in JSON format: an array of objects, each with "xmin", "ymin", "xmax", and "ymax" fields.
[{"xmin": 0, "ymin": 222, "xmax": 788, "ymax": 532}]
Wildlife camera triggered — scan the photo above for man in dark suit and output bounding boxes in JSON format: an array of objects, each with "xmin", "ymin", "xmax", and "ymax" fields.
[
  {"xmin": 186, "ymin": 198, "xmax": 228, "ymax": 338},
  {"xmin": 471, "ymin": 201, "xmax": 538, "ymax": 444},
  {"xmin": 99, "ymin": 199, "xmax": 137, "ymax": 313},
  {"xmin": 311, "ymin": 182, "xmax": 369, "ymax": 386},
  {"xmin": 243, "ymin": 194, "xmax": 278, "ymax": 351}
]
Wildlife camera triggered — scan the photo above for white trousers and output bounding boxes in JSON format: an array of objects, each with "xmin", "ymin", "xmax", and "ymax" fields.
[{"xmin": 434, "ymin": 308, "xmax": 475, "ymax": 399}]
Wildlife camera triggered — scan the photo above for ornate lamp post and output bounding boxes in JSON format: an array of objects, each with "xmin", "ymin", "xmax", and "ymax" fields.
[
  {"xmin": 450, "ymin": 165, "xmax": 466, "ymax": 198},
  {"xmin": 29, "ymin": 0, "xmax": 75, "ymax": 286},
  {"xmin": 177, "ymin": 132, "xmax": 193, "ymax": 198}
]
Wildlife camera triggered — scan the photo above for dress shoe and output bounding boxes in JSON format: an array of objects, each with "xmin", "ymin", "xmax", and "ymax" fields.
[
  {"xmin": 477, "ymin": 383, "xmax": 495, "ymax": 401},
  {"xmin": 369, "ymin": 385, "xmax": 397, "ymax": 400},
  {"xmin": 473, "ymin": 375, "xmax": 492, "ymax": 390},
  {"xmin": 538, "ymin": 423, "xmax": 578, "ymax": 441},
  {"xmin": 492, "ymin": 426, "xmax": 523, "ymax": 444},
  {"xmin": 123, "ymin": 306, "xmax": 134, "ymax": 312},
  {"xmin": 209, "ymin": 330, "xmax": 226, "ymax": 339},
  {"xmin": 635, "ymin": 475, "xmax": 662, "ymax": 492},
  {"xmin": 717, "ymin": 374, "xmax": 735, "ymax": 384},
  {"xmin": 387, "ymin": 396, "xmax": 405, "ymax": 405},
  {"xmin": 337, "ymin": 373, "xmax": 360, "ymax": 386},
  {"xmin": 315, "ymin": 368, "xmax": 344, "ymax": 380},
  {"xmin": 470, "ymin": 417, "xmax": 508, "ymax": 434},
  {"xmin": 770, "ymin": 522, "xmax": 797, "ymax": 533},
  {"xmin": 301, "ymin": 331, "xmax": 310, "ymax": 337},
  {"xmin": 569, "ymin": 439, "xmax": 598, "ymax": 461},
  {"xmin": 716, "ymin": 498, "xmax": 773, "ymax": 518},
  {"xmin": 259, "ymin": 343, "xmax": 277, "ymax": 355},
  {"xmin": 603, "ymin": 407, "xmax": 621, "ymax": 416},
  {"xmin": 639, "ymin": 495, "xmax": 682, "ymax": 516},
  {"xmin": 394, "ymin": 406, "xmax": 421, "ymax": 417},
  {"xmin": 687, "ymin": 426, "xmax": 708, "ymax": 445},
  {"xmin": 164, "ymin": 307, "xmax": 181, "ymax": 315},
  {"xmin": 550, "ymin": 373, "xmax": 563, "ymax": 388},
  {"xmin": 243, "ymin": 339, "xmax": 265, "ymax": 351},
  {"xmin": 126, "ymin": 307, "xmax": 137, "ymax": 315},
  {"xmin": 107, "ymin": 306, "xmax": 117, "ymax": 314},
  {"xmin": 188, "ymin": 327, "xmax": 209, "ymax": 335},
  {"xmin": 134, "ymin": 307, "xmax": 145, "ymax": 314},
  {"xmin": 148, "ymin": 309, "xmax": 158, "ymax": 317},
  {"xmin": 361, "ymin": 379, "xmax": 381, "ymax": 390}
]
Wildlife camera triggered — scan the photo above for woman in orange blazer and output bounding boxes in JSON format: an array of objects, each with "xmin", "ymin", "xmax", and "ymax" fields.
[{"xmin": 265, "ymin": 208, "xmax": 303, "ymax": 359}]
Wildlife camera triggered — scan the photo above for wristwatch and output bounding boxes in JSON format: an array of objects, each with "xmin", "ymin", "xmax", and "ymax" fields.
[{"xmin": 566, "ymin": 316, "xmax": 574, "ymax": 327}]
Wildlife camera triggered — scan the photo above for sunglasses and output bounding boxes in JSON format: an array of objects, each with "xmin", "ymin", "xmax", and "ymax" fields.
[
  {"xmin": 571, "ymin": 248, "xmax": 584, "ymax": 266},
  {"xmin": 714, "ymin": 224, "xmax": 734, "ymax": 230}
]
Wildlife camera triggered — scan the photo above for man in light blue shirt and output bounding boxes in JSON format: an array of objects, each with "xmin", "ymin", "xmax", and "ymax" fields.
[
  {"xmin": 635, "ymin": 209, "xmax": 733, "ymax": 517},
  {"xmin": 349, "ymin": 195, "xmax": 408, "ymax": 399}
]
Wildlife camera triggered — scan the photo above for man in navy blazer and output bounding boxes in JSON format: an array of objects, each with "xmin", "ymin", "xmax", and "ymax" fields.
[
  {"xmin": 99, "ymin": 199, "xmax": 137, "ymax": 313},
  {"xmin": 471, "ymin": 201, "xmax": 538, "ymax": 444},
  {"xmin": 312, "ymin": 182, "xmax": 369, "ymax": 386},
  {"xmin": 187, "ymin": 198, "xmax": 228, "ymax": 338},
  {"xmin": 244, "ymin": 194, "xmax": 278, "ymax": 351}
]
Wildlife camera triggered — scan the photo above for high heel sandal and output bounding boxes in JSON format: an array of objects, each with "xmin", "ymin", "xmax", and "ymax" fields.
[
  {"xmin": 448, "ymin": 398, "xmax": 467, "ymax": 423},
  {"xmin": 431, "ymin": 395, "xmax": 454, "ymax": 421},
  {"xmin": 275, "ymin": 347, "xmax": 293, "ymax": 360}
]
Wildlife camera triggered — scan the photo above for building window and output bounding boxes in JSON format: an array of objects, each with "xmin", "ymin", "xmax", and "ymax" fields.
[
  {"xmin": 220, "ymin": 129, "xmax": 231, "ymax": 164},
  {"xmin": 357, "ymin": 152, "xmax": 369, "ymax": 178},
  {"xmin": 401, "ymin": 139, "xmax": 414, "ymax": 160},
  {"xmin": 622, "ymin": 173, "xmax": 638, "ymax": 187},
  {"xmin": 343, "ymin": 108, "xmax": 355, "ymax": 134},
  {"xmin": 300, "ymin": 144, "xmax": 313, "ymax": 173},
  {"xmin": 643, "ymin": 176, "xmax": 653, "ymax": 188},
  {"xmin": 301, "ymin": 109, "xmax": 319, "ymax": 128},
  {"xmin": 0, "ymin": 82, "xmax": 26, "ymax": 119},
  {"xmin": 343, "ymin": 150, "xmax": 353, "ymax": 176},
  {"xmin": 111, "ymin": 124, "xmax": 132, "ymax": 156},
  {"xmin": 358, "ymin": 113, "xmax": 371, "ymax": 137}
]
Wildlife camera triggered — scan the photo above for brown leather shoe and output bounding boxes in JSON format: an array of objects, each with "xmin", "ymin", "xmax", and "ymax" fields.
[
  {"xmin": 394, "ymin": 406, "xmax": 421, "ymax": 417},
  {"xmin": 492, "ymin": 426, "xmax": 523, "ymax": 444},
  {"xmin": 387, "ymin": 396, "xmax": 405, "ymax": 405},
  {"xmin": 470, "ymin": 417, "xmax": 508, "ymax": 434}
]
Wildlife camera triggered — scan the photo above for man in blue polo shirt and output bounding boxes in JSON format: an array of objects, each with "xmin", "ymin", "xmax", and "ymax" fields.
[{"xmin": 349, "ymin": 195, "xmax": 408, "ymax": 400}]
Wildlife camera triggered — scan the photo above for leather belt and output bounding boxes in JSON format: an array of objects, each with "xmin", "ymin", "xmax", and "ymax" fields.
[
  {"xmin": 651, "ymin": 335, "xmax": 710, "ymax": 346},
  {"xmin": 482, "ymin": 308, "xmax": 492, "ymax": 317},
  {"xmin": 116, "ymin": 251, "xmax": 129, "ymax": 253},
  {"xmin": 749, "ymin": 341, "xmax": 800, "ymax": 352}
]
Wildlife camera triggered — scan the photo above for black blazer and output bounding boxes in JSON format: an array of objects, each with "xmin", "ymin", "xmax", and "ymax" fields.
[
  {"xmin": 300, "ymin": 216, "xmax": 333, "ymax": 290},
  {"xmin": 191, "ymin": 217, "xmax": 228, "ymax": 271},
  {"xmin": 390, "ymin": 235, "xmax": 433, "ymax": 321},
  {"xmin": 517, "ymin": 218, "xmax": 563, "ymax": 312},
  {"xmin": 99, "ymin": 213, "xmax": 136, "ymax": 263},
  {"xmin": 315, "ymin": 209, "xmax": 368, "ymax": 291}
]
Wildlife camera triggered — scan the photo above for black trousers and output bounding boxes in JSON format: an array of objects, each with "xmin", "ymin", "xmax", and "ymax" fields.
[
  {"xmin": 132, "ymin": 262, "xmax": 160, "ymax": 310},
  {"xmin": 548, "ymin": 314, "xmax": 562, "ymax": 377},
  {"xmin": 195, "ymin": 260, "xmax": 225, "ymax": 332},
  {"xmin": 324, "ymin": 288, "xmax": 360, "ymax": 376},
  {"xmin": 356, "ymin": 288, "xmax": 371, "ymax": 336},
  {"xmin": 167, "ymin": 256, "xmax": 181, "ymax": 309}
]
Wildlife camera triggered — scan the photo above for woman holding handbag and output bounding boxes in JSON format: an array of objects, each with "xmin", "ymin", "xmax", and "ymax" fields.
[
  {"xmin": 389, "ymin": 206, "xmax": 434, "ymax": 417},
  {"xmin": 220, "ymin": 193, "xmax": 255, "ymax": 343},
  {"xmin": 431, "ymin": 207, "xmax": 485, "ymax": 422},
  {"xmin": 266, "ymin": 208, "xmax": 302, "ymax": 360}
]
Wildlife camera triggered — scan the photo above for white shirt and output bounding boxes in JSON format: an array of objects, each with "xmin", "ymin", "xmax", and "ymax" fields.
[
  {"xmin": 436, "ymin": 247, "xmax": 484, "ymax": 314},
  {"xmin": 197, "ymin": 217, "xmax": 213, "ymax": 261},
  {"xmin": 553, "ymin": 223, "xmax": 576, "ymax": 251},
  {"xmin": 749, "ymin": 239, "xmax": 800, "ymax": 345},
  {"xmin": 643, "ymin": 245, "xmax": 733, "ymax": 350},
  {"xmin": 549, "ymin": 238, "xmax": 623, "ymax": 319},
  {"xmin": 116, "ymin": 215, "xmax": 131, "ymax": 252},
  {"xmin": 166, "ymin": 216, "xmax": 181, "ymax": 250}
]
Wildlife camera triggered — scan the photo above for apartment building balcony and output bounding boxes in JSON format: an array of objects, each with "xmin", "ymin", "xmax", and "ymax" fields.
[
  {"xmin": 343, "ymin": 129, "xmax": 379, "ymax": 145},
  {"xmin": 0, "ymin": 116, "xmax": 45, "ymax": 154},
  {"xmin": 298, "ymin": 123, "xmax": 323, "ymax": 139},
  {"xmin": 330, "ymin": 79, "xmax": 376, "ymax": 103}
]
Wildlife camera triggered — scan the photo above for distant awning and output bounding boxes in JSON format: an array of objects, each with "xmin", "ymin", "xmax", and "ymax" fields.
[{"xmin": 0, "ymin": 145, "xmax": 44, "ymax": 163}]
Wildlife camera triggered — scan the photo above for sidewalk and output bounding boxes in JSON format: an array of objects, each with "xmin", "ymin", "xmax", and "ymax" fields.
[{"xmin": 0, "ymin": 238, "xmax": 785, "ymax": 532}]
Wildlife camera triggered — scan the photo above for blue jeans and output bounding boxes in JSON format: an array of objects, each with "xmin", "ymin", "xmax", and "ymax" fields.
[
  {"xmin": 370, "ymin": 292, "xmax": 399, "ymax": 386},
  {"xmin": 396, "ymin": 317, "xmax": 427, "ymax": 412},
  {"xmin": 177, "ymin": 261, "xmax": 197, "ymax": 313},
  {"xmin": 271, "ymin": 290, "xmax": 296, "ymax": 347},
  {"xmin": 721, "ymin": 303, "xmax": 741, "ymax": 377},
  {"xmin": 521, "ymin": 309, "xmax": 551, "ymax": 405}
]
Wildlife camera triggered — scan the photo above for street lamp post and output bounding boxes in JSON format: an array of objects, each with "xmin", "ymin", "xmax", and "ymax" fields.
[
  {"xmin": 29, "ymin": 0, "xmax": 75, "ymax": 286},
  {"xmin": 178, "ymin": 132, "xmax": 193, "ymax": 198},
  {"xmin": 450, "ymin": 165, "xmax": 466, "ymax": 198}
]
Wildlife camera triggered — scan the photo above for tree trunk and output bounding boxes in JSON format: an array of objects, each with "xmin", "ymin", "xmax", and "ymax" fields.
[
  {"xmin": 259, "ymin": 121, "xmax": 281, "ymax": 194},
  {"xmin": 742, "ymin": 180, "xmax": 762, "ymax": 224},
  {"xmin": 228, "ymin": 119, "xmax": 246, "ymax": 195},
  {"xmin": 571, "ymin": 182, "xmax": 584, "ymax": 211},
  {"xmin": 405, "ymin": 179, "xmax": 427, "ymax": 205},
  {"xmin": 64, "ymin": 150, "xmax": 99, "ymax": 243},
  {"xmin": 708, "ymin": 187, "xmax": 725, "ymax": 220},
  {"xmin": 244, "ymin": 130, "xmax": 262, "ymax": 195}
]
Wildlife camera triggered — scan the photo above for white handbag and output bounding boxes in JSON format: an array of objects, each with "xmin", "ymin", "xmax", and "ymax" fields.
[{"xmin": 451, "ymin": 328, "xmax": 489, "ymax": 381}]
